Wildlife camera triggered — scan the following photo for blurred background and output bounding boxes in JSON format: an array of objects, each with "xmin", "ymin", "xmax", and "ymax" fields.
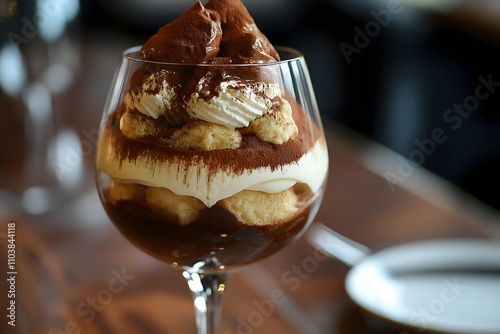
[{"xmin": 1, "ymin": 0, "xmax": 500, "ymax": 213}]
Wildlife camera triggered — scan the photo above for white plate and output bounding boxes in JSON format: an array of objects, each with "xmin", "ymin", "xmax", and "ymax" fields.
[{"xmin": 345, "ymin": 239, "xmax": 500, "ymax": 334}]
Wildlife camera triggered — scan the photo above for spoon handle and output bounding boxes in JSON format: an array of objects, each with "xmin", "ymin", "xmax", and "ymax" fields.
[{"xmin": 306, "ymin": 223, "xmax": 371, "ymax": 267}]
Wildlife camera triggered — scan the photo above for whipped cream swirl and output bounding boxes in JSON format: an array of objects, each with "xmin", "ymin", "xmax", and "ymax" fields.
[{"xmin": 187, "ymin": 79, "xmax": 281, "ymax": 128}]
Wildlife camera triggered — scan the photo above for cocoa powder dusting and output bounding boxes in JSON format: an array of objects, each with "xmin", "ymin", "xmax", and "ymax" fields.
[
  {"xmin": 140, "ymin": 1, "xmax": 222, "ymax": 64},
  {"xmin": 106, "ymin": 100, "xmax": 315, "ymax": 179}
]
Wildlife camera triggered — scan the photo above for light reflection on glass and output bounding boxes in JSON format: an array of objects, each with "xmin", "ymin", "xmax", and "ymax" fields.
[
  {"xmin": 194, "ymin": 296, "xmax": 207, "ymax": 312},
  {"xmin": 22, "ymin": 186, "xmax": 52, "ymax": 215},
  {"xmin": 42, "ymin": 63, "xmax": 73, "ymax": 94},
  {"xmin": 0, "ymin": 44, "xmax": 26, "ymax": 97},
  {"xmin": 25, "ymin": 81, "xmax": 51, "ymax": 123},
  {"xmin": 36, "ymin": 0, "xmax": 80, "ymax": 42},
  {"xmin": 49, "ymin": 127, "xmax": 84, "ymax": 190}
]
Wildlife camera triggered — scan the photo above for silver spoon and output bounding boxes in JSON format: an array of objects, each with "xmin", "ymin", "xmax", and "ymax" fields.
[{"xmin": 305, "ymin": 222, "xmax": 371, "ymax": 267}]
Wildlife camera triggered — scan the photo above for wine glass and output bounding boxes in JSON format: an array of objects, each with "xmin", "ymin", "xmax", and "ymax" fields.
[{"xmin": 95, "ymin": 45, "xmax": 328, "ymax": 334}]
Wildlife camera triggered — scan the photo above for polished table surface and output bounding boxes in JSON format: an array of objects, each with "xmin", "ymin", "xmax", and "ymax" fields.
[
  {"xmin": 1, "ymin": 122, "xmax": 499, "ymax": 334},
  {"xmin": 1, "ymin": 35, "xmax": 500, "ymax": 334}
]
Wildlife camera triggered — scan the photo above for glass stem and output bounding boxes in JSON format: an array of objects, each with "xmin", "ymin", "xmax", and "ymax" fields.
[{"xmin": 182, "ymin": 271, "xmax": 228, "ymax": 334}]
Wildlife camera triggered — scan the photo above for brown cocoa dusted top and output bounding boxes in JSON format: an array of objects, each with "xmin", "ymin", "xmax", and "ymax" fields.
[
  {"xmin": 139, "ymin": 1, "xmax": 221, "ymax": 64},
  {"xmin": 204, "ymin": 0, "xmax": 279, "ymax": 63},
  {"xmin": 140, "ymin": 0, "xmax": 279, "ymax": 64}
]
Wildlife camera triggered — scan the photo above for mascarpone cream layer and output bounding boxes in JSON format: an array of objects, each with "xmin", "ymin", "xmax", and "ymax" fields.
[{"xmin": 96, "ymin": 131, "xmax": 328, "ymax": 207}]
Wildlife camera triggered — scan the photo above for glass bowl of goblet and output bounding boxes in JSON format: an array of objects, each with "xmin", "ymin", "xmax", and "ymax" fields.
[{"xmin": 95, "ymin": 46, "xmax": 329, "ymax": 334}]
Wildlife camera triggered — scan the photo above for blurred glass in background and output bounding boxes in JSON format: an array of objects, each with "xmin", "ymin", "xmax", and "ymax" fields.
[{"xmin": 0, "ymin": 0, "xmax": 82, "ymax": 215}]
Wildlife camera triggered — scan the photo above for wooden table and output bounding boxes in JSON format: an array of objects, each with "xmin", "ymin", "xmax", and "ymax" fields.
[
  {"xmin": 1, "ymin": 120, "xmax": 499, "ymax": 334},
  {"xmin": 1, "ymin": 33, "xmax": 499, "ymax": 334}
]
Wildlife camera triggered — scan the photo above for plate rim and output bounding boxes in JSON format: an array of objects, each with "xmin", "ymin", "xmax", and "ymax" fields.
[{"xmin": 345, "ymin": 238, "xmax": 500, "ymax": 334}]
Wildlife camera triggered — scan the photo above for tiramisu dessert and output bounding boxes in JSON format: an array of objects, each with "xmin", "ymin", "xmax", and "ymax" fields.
[{"xmin": 96, "ymin": 0, "xmax": 328, "ymax": 271}]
